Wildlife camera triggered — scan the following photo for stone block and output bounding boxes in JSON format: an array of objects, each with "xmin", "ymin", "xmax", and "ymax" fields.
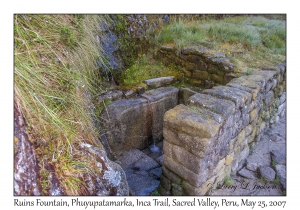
[
  {"xmin": 189, "ymin": 79, "xmax": 202, "ymax": 86},
  {"xmin": 236, "ymin": 130, "xmax": 246, "ymax": 146},
  {"xmin": 142, "ymin": 87, "xmax": 179, "ymax": 141},
  {"xmin": 203, "ymin": 86, "xmax": 251, "ymax": 108},
  {"xmin": 98, "ymin": 90, "xmax": 123, "ymax": 103},
  {"xmin": 163, "ymin": 140, "xmax": 174, "ymax": 159},
  {"xmin": 270, "ymin": 150, "xmax": 286, "ymax": 165},
  {"xmin": 244, "ymin": 124, "xmax": 253, "ymax": 137},
  {"xmin": 210, "ymin": 73, "xmax": 224, "ymax": 84},
  {"xmin": 160, "ymin": 175, "xmax": 171, "ymax": 191},
  {"xmin": 178, "ymin": 87, "xmax": 198, "ymax": 105},
  {"xmin": 225, "ymin": 152, "xmax": 234, "ymax": 165},
  {"xmin": 162, "ymin": 166, "xmax": 182, "ymax": 185},
  {"xmin": 100, "ymin": 98, "xmax": 150, "ymax": 152},
  {"xmin": 189, "ymin": 93, "xmax": 236, "ymax": 118},
  {"xmin": 214, "ymin": 158, "xmax": 225, "ymax": 174},
  {"xmin": 164, "ymin": 155, "xmax": 207, "ymax": 187},
  {"xmin": 274, "ymin": 165, "xmax": 286, "ymax": 190},
  {"xmin": 256, "ymin": 70, "xmax": 278, "ymax": 83},
  {"xmin": 185, "ymin": 62, "xmax": 197, "ymax": 71},
  {"xmin": 193, "ymin": 70, "xmax": 209, "ymax": 80},
  {"xmin": 250, "ymin": 108, "xmax": 259, "ymax": 123},
  {"xmin": 157, "ymin": 184, "xmax": 171, "ymax": 196},
  {"xmin": 172, "ymin": 145, "xmax": 208, "ymax": 175},
  {"xmin": 238, "ymin": 168, "xmax": 257, "ymax": 179},
  {"xmin": 164, "ymin": 104, "xmax": 221, "ymax": 138},
  {"xmin": 143, "ymin": 76, "xmax": 176, "ymax": 88},
  {"xmin": 264, "ymin": 90, "xmax": 274, "ymax": 106},
  {"xmin": 227, "ymin": 77, "xmax": 261, "ymax": 100}
]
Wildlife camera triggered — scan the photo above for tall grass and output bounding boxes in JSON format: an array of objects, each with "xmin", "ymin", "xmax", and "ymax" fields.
[
  {"xmin": 153, "ymin": 15, "xmax": 286, "ymax": 72},
  {"xmin": 14, "ymin": 14, "xmax": 110, "ymax": 195}
]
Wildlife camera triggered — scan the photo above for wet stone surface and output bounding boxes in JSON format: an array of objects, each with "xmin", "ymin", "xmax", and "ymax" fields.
[{"xmin": 115, "ymin": 141, "xmax": 163, "ymax": 195}]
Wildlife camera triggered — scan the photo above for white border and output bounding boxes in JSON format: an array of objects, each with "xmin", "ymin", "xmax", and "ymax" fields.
[{"xmin": 2, "ymin": 0, "xmax": 298, "ymax": 209}]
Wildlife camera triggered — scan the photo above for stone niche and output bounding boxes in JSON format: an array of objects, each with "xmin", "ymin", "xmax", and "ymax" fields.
[
  {"xmin": 158, "ymin": 62, "xmax": 286, "ymax": 196},
  {"xmin": 100, "ymin": 87, "xmax": 179, "ymax": 153},
  {"xmin": 157, "ymin": 46, "xmax": 237, "ymax": 88}
]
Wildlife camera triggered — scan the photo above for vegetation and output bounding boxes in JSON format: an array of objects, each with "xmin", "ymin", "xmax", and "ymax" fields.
[
  {"xmin": 152, "ymin": 15, "xmax": 286, "ymax": 73},
  {"xmin": 224, "ymin": 175, "xmax": 234, "ymax": 186},
  {"xmin": 120, "ymin": 52, "xmax": 182, "ymax": 88},
  {"xmin": 14, "ymin": 14, "xmax": 110, "ymax": 195}
]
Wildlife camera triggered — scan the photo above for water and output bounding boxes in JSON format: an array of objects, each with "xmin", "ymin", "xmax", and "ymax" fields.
[{"xmin": 149, "ymin": 143, "xmax": 160, "ymax": 153}]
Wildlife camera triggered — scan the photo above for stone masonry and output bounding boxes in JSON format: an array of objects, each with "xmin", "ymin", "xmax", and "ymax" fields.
[
  {"xmin": 157, "ymin": 46, "xmax": 236, "ymax": 87},
  {"xmin": 158, "ymin": 63, "xmax": 286, "ymax": 195}
]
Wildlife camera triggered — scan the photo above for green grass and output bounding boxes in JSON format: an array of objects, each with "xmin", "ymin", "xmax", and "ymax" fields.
[
  {"xmin": 14, "ymin": 14, "xmax": 110, "ymax": 195},
  {"xmin": 120, "ymin": 52, "xmax": 182, "ymax": 88},
  {"xmin": 224, "ymin": 176, "xmax": 234, "ymax": 186},
  {"xmin": 152, "ymin": 15, "xmax": 286, "ymax": 73}
]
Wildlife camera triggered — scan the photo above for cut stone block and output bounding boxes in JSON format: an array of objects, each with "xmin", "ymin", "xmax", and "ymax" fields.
[
  {"xmin": 189, "ymin": 93, "xmax": 236, "ymax": 118},
  {"xmin": 143, "ymin": 76, "xmax": 175, "ymax": 88},
  {"xmin": 203, "ymin": 86, "xmax": 252, "ymax": 108}
]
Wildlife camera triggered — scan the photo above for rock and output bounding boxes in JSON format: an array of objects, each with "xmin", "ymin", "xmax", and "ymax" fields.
[
  {"xmin": 270, "ymin": 150, "xmax": 286, "ymax": 165},
  {"xmin": 156, "ymin": 155, "xmax": 164, "ymax": 166},
  {"xmin": 143, "ymin": 76, "xmax": 175, "ymax": 88},
  {"xmin": 274, "ymin": 165, "xmax": 286, "ymax": 190},
  {"xmin": 124, "ymin": 90, "xmax": 135, "ymax": 99},
  {"xmin": 189, "ymin": 93, "xmax": 236, "ymax": 118},
  {"xmin": 115, "ymin": 149, "xmax": 160, "ymax": 195},
  {"xmin": 80, "ymin": 143, "xmax": 129, "ymax": 196},
  {"xmin": 100, "ymin": 98, "xmax": 150, "ymax": 151},
  {"xmin": 149, "ymin": 167, "xmax": 162, "ymax": 179},
  {"xmin": 101, "ymin": 87, "xmax": 178, "ymax": 152},
  {"xmin": 227, "ymin": 77, "xmax": 261, "ymax": 100},
  {"xmin": 258, "ymin": 166, "xmax": 276, "ymax": 182},
  {"xmin": 164, "ymin": 104, "xmax": 221, "ymax": 139},
  {"xmin": 116, "ymin": 149, "xmax": 159, "ymax": 171},
  {"xmin": 127, "ymin": 173, "xmax": 160, "ymax": 195},
  {"xmin": 178, "ymin": 87, "xmax": 198, "ymax": 105},
  {"xmin": 163, "ymin": 14, "xmax": 170, "ymax": 24},
  {"xmin": 238, "ymin": 168, "xmax": 257, "ymax": 179},
  {"xmin": 14, "ymin": 102, "xmax": 42, "ymax": 196},
  {"xmin": 203, "ymin": 85, "xmax": 252, "ymax": 108},
  {"xmin": 98, "ymin": 90, "xmax": 123, "ymax": 103},
  {"xmin": 142, "ymin": 87, "xmax": 179, "ymax": 140}
]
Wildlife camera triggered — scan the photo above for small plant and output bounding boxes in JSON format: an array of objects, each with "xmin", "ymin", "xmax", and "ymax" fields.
[
  {"xmin": 151, "ymin": 189, "xmax": 160, "ymax": 196},
  {"xmin": 272, "ymin": 161, "xmax": 279, "ymax": 167},
  {"xmin": 259, "ymin": 177, "xmax": 267, "ymax": 184},
  {"xmin": 224, "ymin": 176, "xmax": 234, "ymax": 186},
  {"xmin": 272, "ymin": 176, "xmax": 280, "ymax": 185}
]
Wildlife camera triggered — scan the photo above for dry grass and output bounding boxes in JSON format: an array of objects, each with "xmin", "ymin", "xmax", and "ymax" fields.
[{"xmin": 14, "ymin": 14, "xmax": 110, "ymax": 195}]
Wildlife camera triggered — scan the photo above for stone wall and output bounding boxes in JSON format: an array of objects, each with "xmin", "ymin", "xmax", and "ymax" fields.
[
  {"xmin": 157, "ymin": 46, "xmax": 236, "ymax": 88},
  {"xmin": 100, "ymin": 87, "xmax": 178, "ymax": 153},
  {"xmin": 158, "ymin": 63, "xmax": 286, "ymax": 195}
]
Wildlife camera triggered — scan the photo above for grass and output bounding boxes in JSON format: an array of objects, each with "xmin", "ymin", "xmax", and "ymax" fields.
[
  {"xmin": 259, "ymin": 177, "xmax": 268, "ymax": 184},
  {"xmin": 120, "ymin": 52, "xmax": 182, "ymax": 88},
  {"xmin": 224, "ymin": 175, "xmax": 234, "ymax": 186},
  {"xmin": 152, "ymin": 15, "xmax": 286, "ymax": 73},
  {"xmin": 14, "ymin": 14, "xmax": 111, "ymax": 195}
]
